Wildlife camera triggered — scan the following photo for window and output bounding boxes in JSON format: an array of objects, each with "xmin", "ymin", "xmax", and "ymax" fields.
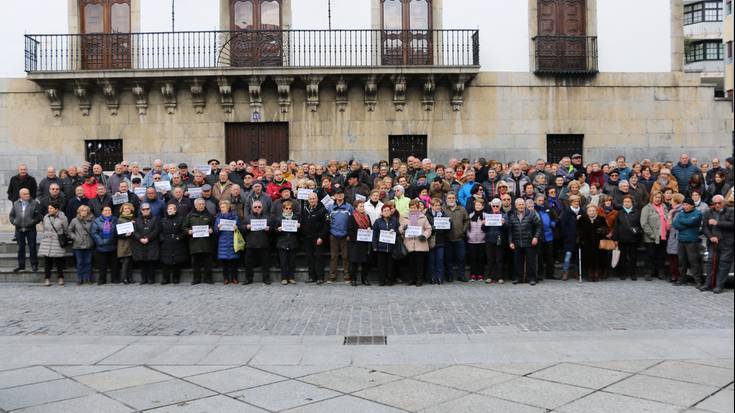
[
  {"xmin": 388, "ymin": 135, "xmax": 427, "ymax": 162},
  {"xmin": 727, "ymin": 0, "xmax": 732, "ymax": 15},
  {"xmin": 85, "ymin": 139, "xmax": 123, "ymax": 171},
  {"xmin": 547, "ymin": 134, "xmax": 583, "ymax": 165},
  {"xmin": 684, "ymin": 1, "xmax": 723, "ymax": 24},
  {"xmin": 727, "ymin": 41, "xmax": 733, "ymax": 64},
  {"xmin": 686, "ymin": 40, "xmax": 724, "ymax": 62}
]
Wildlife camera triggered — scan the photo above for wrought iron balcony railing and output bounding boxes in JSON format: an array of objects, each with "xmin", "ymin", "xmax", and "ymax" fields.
[
  {"xmin": 533, "ymin": 35, "xmax": 598, "ymax": 76},
  {"xmin": 24, "ymin": 29, "xmax": 480, "ymax": 73}
]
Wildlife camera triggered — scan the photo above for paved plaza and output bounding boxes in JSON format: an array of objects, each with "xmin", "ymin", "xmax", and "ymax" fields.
[{"xmin": 0, "ymin": 281, "xmax": 732, "ymax": 412}]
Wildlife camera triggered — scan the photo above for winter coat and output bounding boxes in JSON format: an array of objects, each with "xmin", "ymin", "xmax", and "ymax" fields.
[
  {"xmin": 559, "ymin": 206, "xmax": 581, "ymax": 251},
  {"xmin": 111, "ymin": 191, "xmax": 140, "ymax": 217},
  {"xmin": 672, "ymin": 162, "xmax": 699, "ymax": 191},
  {"xmin": 328, "ymin": 202, "xmax": 354, "ymax": 238},
  {"xmin": 132, "ymin": 216, "xmax": 160, "ymax": 262},
  {"xmin": 372, "ymin": 216, "xmax": 400, "ymax": 253},
  {"xmin": 300, "ymin": 203, "xmax": 330, "ymax": 240},
  {"xmin": 6, "ymin": 174, "xmax": 37, "ymax": 202},
  {"xmin": 443, "ymin": 205, "xmax": 470, "ymax": 242},
  {"xmin": 507, "ymin": 210, "xmax": 543, "ymax": 248},
  {"xmin": 38, "ymin": 212, "xmax": 69, "ymax": 257},
  {"xmin": 214, "ymin": 212, "xmax": 241, "ymax": 260},
  {"xmin": 271, "ymin": 197, "xmax": 302, "ymax": 219},
  {"xmin": 399, "ymin": 213, "xmax": 432, "ymax": 252},
  {"xmin": 9, "ymin": 199, "xmax": 43, "ymax": 230},
  {"xmin": 38, "ymin": 176, "xmax": 62, "ymax": 198},
  {"xmin": 630, "ymin": 185, "xmax": 650, "ymax": 208},
  {"xmin": 504, "ymin": 174, "xmax": 531, "ymax": 198},
  {"xmin": 243, "ymin": 191, "xmax": 272, "ymax": 217},
  {"xmin": 89, "ymin": 195, "xmax": 113, "ymax": 217},
  {"xmin": 266, "ymin": 179, "xmax": 291, "ymax": 201},
  {"xmin": 640, "ymin": 203, "xmax": 670, "ymax": 244},
  {"xmin": 241, "ymin": 212, "xmax": 271, "ymax": 249},
  {"xmin": 116, "ymin": 215, "xmax": 134, "ymax": 258},
  {"xmin": 481, "ymin": 211, "xmax": 507, "ymax": 246},
  {"xmin": 212, "ymin": 181, "xmax": 234, "ymax": 202},
  {"xmin": 577, "ymin": 215, "xmax": 608, "ymax": 251},
  {"xmin": 347, "ymin": 214, "xmax": 372, "ymax": 263},
  {"xmin": 140, "ymin": 197, "xmax": 166, "ymax": 218},
  {"xmin": 183, "ymin": 209, "xmax": 215, "ymax": 254},
  {"xmin": 65, "ymin": 196, "xmax": 89, "ymax": 221},
  {"xmin": 534, "ymin": 205, "xmax": 555, "ymax": 243},
  {"xmin": 666, "ymin": 208, "xmax": 681, "ymax": 254},
  {"xmin": 167, "ymin": 197, "xmax": 193, "ymax": 219},
  {"xmin": 68, "ymin": 216, "xmax": 94, "ymax": 250},
  {"xmin": 91, "ymin": 215, "xmax": 118, "ymax": 253},
  {"xmin": 159, "ymin": 213, "xmax": 189, "ymax": 265},
  {"xmin": 702, "ymin": 207, "xmax": 734, "ymax": 248},
  {"xmin": 426, "ymin": 210, "xmax": 450, "ymax": 248},
  {"xmin": 273, "ymin": 215, "xmax": 300, "ymax": 250},
  {"xmin": 672, "ymin": 208, "xmax": 702, "ymax": 243},
  {"xmin": 364, "ymin": 200, "xmax": 384, "ymax": 225},
  {"xmin": 613, "ymin": 208, "xmax": 643, "ymax": 244},
  {"xmin": 39, "ymin": 194, "xmax": 68, "ymax": 215}
]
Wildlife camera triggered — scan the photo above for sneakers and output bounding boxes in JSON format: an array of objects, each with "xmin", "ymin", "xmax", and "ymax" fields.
[
  {"xmin": 485, "ymin": 278, "xmax": 493, "ymax": 284},
  {"xmin": 43, "ymin": 279, "xmax": 51, "ymax": 286},
  {"xmin": 58, "ymin": 278, "xmax": 64, "ymax": 286},
  {"xmin": 288, "ymin": 279, "xmax": 296, "ymax": 284},
  {"xmin": 281, "ymin": 280, "xmax": 288, "ymax": 285},
  {"xmin": 497, "ymin": 279, "xmax": 505, "ymax": 284}
]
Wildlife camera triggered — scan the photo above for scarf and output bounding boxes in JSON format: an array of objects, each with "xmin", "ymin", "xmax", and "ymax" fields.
[
  {"xmin": 102, "ymin": 217, "xmax": 112, "ymax": 236},
  {"xmin": 623, "ymin": 206, "xmax": 633, "ymax": 214},
  {"xmin": 353, "ymin": 211, "xmax": 370, "ymax": 229},
  {"xmin": 652, "ymin": 202, "xmax": 668, "ymax": 240},
  {"xmin": 409, "ymin": 211, "xmax": 421, "ymax": 226},
  {"xmin": 283, "ymin": 211, "xmax": 293, "ymax": 220},
  {"xmin": 570, "ymin": 206, "xmax": 580, "ymax": 215},
  {"xmin": 470, "ymin": 209, "xmax": 484, "ymax": 222}
]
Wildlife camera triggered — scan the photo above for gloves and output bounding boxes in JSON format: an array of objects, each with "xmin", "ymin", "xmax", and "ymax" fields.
[{"xmin": 418, "ymin": 235, "xmax": 427, "ymax": 242}]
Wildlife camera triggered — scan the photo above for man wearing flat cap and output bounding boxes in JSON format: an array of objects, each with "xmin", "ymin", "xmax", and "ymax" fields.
[{"xmin": 672, "ymin": 196, "xmax": 704, "ymax": 287}]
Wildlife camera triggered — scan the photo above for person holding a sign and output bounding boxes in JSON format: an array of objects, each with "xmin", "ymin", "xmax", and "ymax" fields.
[
  {"xmin": 443, "ymin": 191, "xmax": 470, "ymax": 282},
  {"xmin": 89, "ymin": 185, "xmax": 112, "ymax": 217},
  {"xmin": 347, "ymin": 200, "xmax": 372, "ymax": 286},
  {"xmin": 91, "ymin": 206, "xmax": 119, "ymax": 285},
  {"xmin": 399, "ymin": 199, "xmax": 432, "ymax": 286},
  {"xmin": 482, "ymin": 199, "xmax": 508, "ymax": 284},
  {"xmin": 132, "ymin": 203, "xmax": 161, "ymax": 285},
  {"xmin": 183, "ymin": 198, "xmax": 215, "ymax": 285},
  {"xmin": 508, "ymin": 198, "xmax": 543, "ymax": 285},
  {"xmin": 242, "ymin": 200, "xmax": 272, "ymax": 285},
  {"xmin": 274, "ymin": 200, "xmax": 300, "ymax": 284},
  {"xmin": 426, "ymin": 198, "xmax": 450, "ymax": 284},
  {"xmin": 112, "ymin": 182, "xmax": 140, "ymax": 217},
  {"xmin": 160, "ymin": 203, "xmax": 188, "ymax": 285},
  {"xmin": 372, "ymin": 205, "xmax": 399, "ymax": 286},
  {"xmin": 116, "ymin": 203, "xmax": 136, "ymax": 284},
  {"xmin": 215, "ymin": 200, "xmax": 241, "ymax": 285},
  {"xmin": 345, "ymin": 172, "xmax": 370, "ymax": 205},
  {"xmin": 300, "ymin": 192, "xmax": 329, "ymax": 284}
]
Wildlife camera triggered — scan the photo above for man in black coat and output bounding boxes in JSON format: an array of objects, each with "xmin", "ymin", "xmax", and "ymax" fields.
[
  {"xmin": 89, "ymin": 185, "xmax": 113, "ymax": 217},
  {"xmin": 242, "ymin": 200, "xmax": 272, "ymax": 284},
  {"xmin": 37, "ymin": 166, "xmax": 62, "ymax": 198},
  {"xmin": 7, "ymin": 164, "xmax": 37, "ymax": 202},
  {"xmin": 112, "ymin": 181, "xmax": 141, "ymax": 216},
  {"xmin": 38, "ymin": 183, "xmax": 68, "ymax": 214},
  {"xmin": 700, "ymin": 195, "xmax": 734, "ymax": 293},
  {"xmin": 508, "ymin": 198, "xmax": 543, "ymax": 285},
  {"xmin": 300, "ymin": 192, "xmax": 330, "ymax": 283}
]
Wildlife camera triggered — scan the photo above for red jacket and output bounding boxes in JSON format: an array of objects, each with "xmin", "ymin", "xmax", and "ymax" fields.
[
  {"xmin": 266, "ymin": 179, "xmax": 291, "ymax": 201},
  {"xmin": 82, "ymin": 181, "xmax": 98, "ymax": 200},
  {"xmin": 589, "ymin": 170, "xmax": 605, "ymax": 189}
]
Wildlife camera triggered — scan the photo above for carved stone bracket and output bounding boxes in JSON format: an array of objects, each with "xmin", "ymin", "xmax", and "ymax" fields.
[
  {"xmin": 450, "ymin": 75, "xmax": 470, "ymax": 111},
  {"xmin": 363, "ymin": 75, "xmax": 379, "ymax": 112},
  {"xmin": 217, "ymin": 77, "xmax": 233, "ymax": 114},
  {"xmin": 422, "ymin": 76, "xmax": 436, "ymax": 111},
  {"xmin": 273, "ymin": 76, "xmax": 293, "ymax": 114},
  {"xmin": 335, "ymin": 76, "xmax": 349, "ymax": 112},
  {"xmin": 160, "ymin": 81, "xmax": 177, "ymax": 114},
  {"xmin": 247, "ymin": 76, "xmax": 266, "ymax": 116},
  {"xmin": 131, "ymin": 83, "xmax": 148, "ymax": 115},
  {"xmin": 98, "ymin": 80, "xmax": 119, "ymax": 116},
  {"xmin": 73, "ymin": 81, "xmax": 91, "ymax": 116},
  {"xmin": 304, "ymin": 75, "xmax": 323, "ymax": 112},
  {"xmin": 44, "ymin": 87, "xmax": 63, "ymax": 117},
  {"xmin": 189, "ymin": 79, "xmax": 206, "ymax": 114},
  {"xmin": 391, "ymin": 75, "xmax": 407, "ymax": 112}
]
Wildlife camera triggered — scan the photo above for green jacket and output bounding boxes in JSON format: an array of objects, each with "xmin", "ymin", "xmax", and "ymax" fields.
[
  {"xmin": 442, "ymin": 205, "xmax": 469, "ymax": 242},
  {"xmin": 640, "ymin": 203, "xmax": 669, "ymax": 244},
  {"xmin": 183, "ymin": 209, "xmax": 214, "ymax": 254}
]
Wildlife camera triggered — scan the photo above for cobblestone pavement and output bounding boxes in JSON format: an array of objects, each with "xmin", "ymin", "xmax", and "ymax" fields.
[{"xmin": 0, "ymin": 279, "xmax": 732, "ymax": 336}]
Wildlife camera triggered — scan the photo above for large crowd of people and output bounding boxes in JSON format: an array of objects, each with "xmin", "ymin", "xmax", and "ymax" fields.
[{"xmin": 7, "ymin": 153, "xmax": 734, "ymax": 293}]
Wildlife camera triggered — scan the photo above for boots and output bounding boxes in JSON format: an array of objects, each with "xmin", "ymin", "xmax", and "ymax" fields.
[
  {"xmin": 562, "ymin": 271, "xmax": 568, "ymax": 281},
  {"xmin": 362, "ymin": 272, "xmax": 370, "ymax": 286}
]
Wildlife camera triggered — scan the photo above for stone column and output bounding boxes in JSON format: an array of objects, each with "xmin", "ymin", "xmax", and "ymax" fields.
[{"xmin": 670, "ymin": 0, "xmax": 684, "ymax": 72}]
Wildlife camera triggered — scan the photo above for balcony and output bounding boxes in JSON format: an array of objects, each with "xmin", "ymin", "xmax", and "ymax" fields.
[
  {"xmin": 24, "ymin": 29, "xmax": 479, "ymax": 77},
  {"xmin": 533, "ymin": 36, "xmax": 598, "ymax": 76}
]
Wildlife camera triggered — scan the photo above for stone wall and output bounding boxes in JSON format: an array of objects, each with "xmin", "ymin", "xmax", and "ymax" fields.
[{"xmin": 1, "ymin": 71, "xmax": 733, "ymax": 226}]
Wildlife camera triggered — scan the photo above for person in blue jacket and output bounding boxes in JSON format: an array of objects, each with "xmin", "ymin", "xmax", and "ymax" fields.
[
  {"xmin": 327, "ymin": 188, "xmax": 354, "ymax": 283},
  {"xmin": 534, "ymin": 194, "xmax": 556, "ymax": 281},
  {"xmin": 457, "ymin": 169, "xmax": 477, "ymax": 208},
  {"xmin": 673, "ymin": 197, "xmax": 703, "ymax": 287},
  {"xmin": 91, "ymin": 206, "xmax": 118, "ymax": 284},
  {"xmin": 214, "ymin": 200, "xmax": 241, "ymax": 284}
]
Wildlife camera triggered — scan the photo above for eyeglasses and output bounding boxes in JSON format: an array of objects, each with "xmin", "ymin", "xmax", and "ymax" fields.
[
  {"xmin": 491, "ymin": 205, "xmax": 500, "ymax": 208},
  {"xmin": 154, "ymin": 177, "xmax": 161, "ymax": 180},
  {"xmin": 253, "ymin": 206, "xmax": 262, "ymax": 209},
  {"xmin": 283, "ymin": 207, "xmax": 292, "ymax": 210},
  {"xmin": 141, "ymin": 208, "xmax": 150, "ymax": 211}
]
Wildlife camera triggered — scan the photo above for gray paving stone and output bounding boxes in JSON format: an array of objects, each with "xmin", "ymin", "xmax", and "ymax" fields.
[
  {"xmin": 481, "ymin": 376, "xmax": 593, "ymax": 409},
  {"xmin": 106, "ymin": 379, "xmax": 216, "ymax": 410},
  {"xmin": 144, "ymin": 395, "xmax": 268, "ymax": 413},
  {"xmin": 605, "ymin": 374, "xmax": 719, "ymax": 407},
  {"xmin": 185, "ymin": 366, "xmax": 285, "ymax": 393},
  {"xmin": 414, "ymin": 365, "xmax": 517, "ymax": 392},
  {"xmin": 149, "ymin": 365, "xmax": 238, "ymax": 378},
  {"xmin": 75, "ymin": 366, "xmax": 171, "ymax": 392},
  {"xmin": 685, "ymin": 358, "xmax": 735, "ymax": 370},
  {"xmin": 556, "ymin": 391, "xmax": 682, "ymax": 413},
  {"xmin": 300, "ymin": 366, "xmax": 400, "ymax": 393},
  {"xmin": 254, "ymin": 364, "xmax": 345, "ymax": 378},
  {"xmin": 0, "ymin": 378, "xmax": 94, "ymax": 411},
  {"xmin": 283, "ymin": 395, "xmax": 407, "ymax": 413},
  {"xmin": 528, "ymin": 363, "xmax": 631, "ymax": 389},
  {"xmin": 230, "ymin": 379, "xmax": 340, "ymax": 411},
  {"xmin": 12, "ymin": 393, "xmax": 133, "ymax": 413},
  {"xmin": 421, "ymin": 393, "xmax": 545, "ymax": 413},
  {"xmin": 48, "ymin": 365, "xmax": 130, "ymax": 377},
  {"xmin": 642, "ymin": 360, "xmax": 735, "ymax": 387},
  {"xmin": 359, "ymin": 364, "xmax": 449, "ymax": 378},
  {"xmin": 196, "ymin": 345, "xmax": 261, "ymax": 365},
  {"xmin": 353, "ymin": 378, "xmax": 468, "ymax": 411},
  {"xmin": 694, "ymin": 389, "xmax": 735, "ymax": 413},
  {"xmin": 0, "ymin": 366, "xmax": 62, "ymax": 389},
  {"xmin": 470, "ymin": 362, "xmax": 553, "ymax": 376},
  {"xmin": 574, "ymin": 359, "xmax": 662, "ymax": 373}
]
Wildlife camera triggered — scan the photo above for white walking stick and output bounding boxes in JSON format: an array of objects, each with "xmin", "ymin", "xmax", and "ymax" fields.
[{"xmin": 578, "ymin": 247, "xmax": 583, "ymax": 283}]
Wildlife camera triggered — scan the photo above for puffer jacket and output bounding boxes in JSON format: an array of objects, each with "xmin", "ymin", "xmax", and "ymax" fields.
[
  {"xmin": 214, "ymin": 212, "xmax": 241, "ymax": 260},
  {"xmin": 183, "ymin": 209, "xmax": 215, "ymax": 254},
  {"xmin": 241, "ymin": 212, "xmax": 271, "ymax": 249},
  {"xmin": 426, "ymin": 210, "xmax": 450, "ymax": 248},
  {"xmin": 399, "ymin": 213, "xmax": 432, "ymax": 252},
  {"xmin": 68, "ymin": 216, "xmax": 94, "ymax": 250},
  {"xmin": 640, "ymin": 202, "xmax": 670, "ymax": 244},
  {"xmin": 482, "ymin": 211, "xmax": 508, "ymax": 246},
  {"xmin": 507, "ymin": 210, "xmax": 543, "ymax": 248},
  {"xmin": 116, "ymin": 214, "xmax": 134, "ymax": 257},
  {"xmin": 442, "ymin": 205, "xmax": 469, "ymax": 242},
  {"xmin": 672, "ymin": 207, "xmax": 702, "ymax": 243},
  {"xmin": 559, "ymin": 206, "xmax": 581, "ymax": 251},
  {"xmin": 372, "ymin": 216, "xmax": 399, "ymax": 253},
  {"xmin": 38, "ymin": 212, "xmax": 69, "ymax": 258},
  {"xmin": 132, "ymin": 216, "xmax": 160, "ymax": 262},
  {"xmin": 534, "ymin": 205, "xmax": 555, "ymax": 243},
  {"xmin": 273, "ymin": 215, "xmax": 300, "ymax": 250},
  {"xmin": 92, "ymin": 215, "xmax": 118, "ymax": 253},
  {"xmin": 159, "ymin": 213, "xmax": 189, "ymax": 265},
  {"xmin": 328, "ymin": 202, "xmax": 353, "ymax": 238}
]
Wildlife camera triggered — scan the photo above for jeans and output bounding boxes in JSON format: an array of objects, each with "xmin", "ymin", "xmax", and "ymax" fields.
[
  {"xmin": 73, "ymin": 249, "xmax": 93, "ymax": 282},
  {"xmin": 279, "ymin": 249, "xmax": 296, "ymax": 281},
  {"xmin": 562, "ymin": 250, "xmax": 577, "ymax": 274},
  {"xmin": 15, "ymin": 228, "xmax": 38, "ymax": 269},
  {"xmin": 444, "ymin": 240, "xmax": 466, "ymax": 281},
  {"xmin": 427, "ymin": 246, "xmax": 445, "ymax": 282}
]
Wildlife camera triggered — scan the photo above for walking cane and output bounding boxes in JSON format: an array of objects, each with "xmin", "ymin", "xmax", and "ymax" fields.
[
  {"xmin": 578, "ymin": 247, "xmax": 583, "ymax": 283},
  {"xmin": 710, "ymin": 245, "xmax": 718, "ymax": 289}
]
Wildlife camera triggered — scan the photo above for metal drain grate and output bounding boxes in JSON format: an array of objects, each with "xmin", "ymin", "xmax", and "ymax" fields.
[{"xmin": 343, "ymin": 336, "xmax": 388, "ymax": 345}]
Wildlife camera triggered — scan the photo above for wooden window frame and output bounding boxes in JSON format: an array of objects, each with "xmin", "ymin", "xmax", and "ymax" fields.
[
  {"xmin": 80, "ymin": 0, "xmax": 131, "ymax": 34},
  {"xmin": 230, "ymin": 0, "xmax": 282, "ymax": 31},
  {"xmin": 380, "ymin": 0, "xmax": 433, "ymax": 32}
]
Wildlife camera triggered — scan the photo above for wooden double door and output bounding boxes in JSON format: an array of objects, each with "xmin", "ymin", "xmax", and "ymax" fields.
[
  {"xmin": 229, "ymin": 0, "xmax": 283, "ymax": 67},
  {"xmin": 80, "ymin": 0, "xmax": 131, "ymax": 70},
  {"xmin": 536, "ymin": 0, "xmax": 587, "ymax": 71},
  {"xmin": 225, "ymin": 123, "xmax": 289, "ymax": 163},
  {"xmin": 381, "ymin": 0, "xmax": 432, "ymax": 65}
]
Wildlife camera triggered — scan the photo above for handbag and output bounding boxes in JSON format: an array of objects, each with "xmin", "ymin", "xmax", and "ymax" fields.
[
  {"xmin": 233, "ymin": 228, "xmax": 245, "ymax": 252},
  {"xmin": 599, "ymin": 239, "xmax": 616, "ymax": 251},
  {"xmin": 392, "ymin": 235, "xmax": 408, "ymax": 260},
  {"xmin": 50, "ymin": 217, "xmax": 70, "ymax": 248}
]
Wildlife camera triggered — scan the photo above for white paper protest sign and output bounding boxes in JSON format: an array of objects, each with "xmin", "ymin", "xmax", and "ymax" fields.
[
  {"xmin": 154, "ymin": 180, "xmax": 172, "ymax": 192},
  {"xmin": 321, "ymin": 194, "xmax": 334, "ymax": 208},
  {"xmin": 434, "ymin": 217, "xmax": 450, "ymax": 230},
  {"xmin": 484, "ymin": 213, "xmax": 503, "ymax": 227},
  {"xmin": 405, "ymin": 225, "xmax": 422, "ymax": 238},
  {"xmin": 219, "ymin": 219, "xmax": 236, "ymax": 231},
  {"xmin": 192, "ymin": 225, "xmax": 210, "ymax": 238},
  {"xmin": 379, "ymin": 230, "xmax": 397, "ymax": 244},
  {"xmin": 250, "ymin": 219, "xmax": 268, "ymax": 231},
  {"xmin": 297, "ymin": 188, "xmax": 313, "ymax": 200},
  {"xmin": 112, "ymin": 192, "xmax": 129, "ymax": 205},
  {"xmin": 197, "ymin": 164, "xmax": 211, "ymax": 176},
  {"xmin": 187, "ymin": 187, "xmax": 202, "ymax": 199},
  {"xmin": 354, "ymin": 193, "xmax": 366, "ymax": 202},
  {"xmin": 116, "ymin": 222, "xmax": 134, "ymax": 235},
  {"xmin": 356, "ymin": 229, "xmax": 373, "ymax": 242},
  {"xmin": 281, "ymin": 219, "xmax": 298, "ymax": 233},
  {"xmin": 133, "ymin": 187, "xmax": 146, "ymax": 199}
]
